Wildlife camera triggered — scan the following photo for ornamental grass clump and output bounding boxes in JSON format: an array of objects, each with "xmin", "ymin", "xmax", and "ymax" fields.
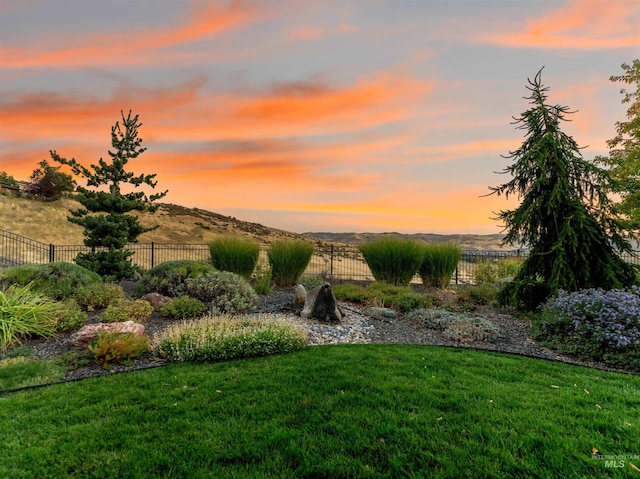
[
  {"xmin": 154, "ymin": 313, "xmax": 307, "ymax": 362},
  {"xmin": 172, "ymin": 271, "xmax": 259, "ymax": 315},
  {"xmin": 359, "ymin": 237, "xmax": 423, "ymax": 286},
  {"xmin": 268, "ymin": 240, "xmax": 314, "ymax": 287},
  {"xmin": 208, "ymin": 237, "xmax": 260, "ymax": 279},
  {"xmin": 0, "ymin": 285, "xmax": 61, "ymax": 352},
  {"xmin": 535, "ymin": 286, "xmax": 640, "ymax": 370},
  {"xmin": 418, "ymin": 243, "xmax": 462, "ymax": 289}
]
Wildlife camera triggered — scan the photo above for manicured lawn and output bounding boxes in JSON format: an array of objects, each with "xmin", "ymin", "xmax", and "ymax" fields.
[{"xmin": 1, "ymin": 345, "xmax": 638, "ymax": 478}]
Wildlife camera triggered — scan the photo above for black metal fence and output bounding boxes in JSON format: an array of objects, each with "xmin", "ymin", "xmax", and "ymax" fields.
[{"xmin": 1, "ymin": 229, "xmax": 638, "ymax": 285}]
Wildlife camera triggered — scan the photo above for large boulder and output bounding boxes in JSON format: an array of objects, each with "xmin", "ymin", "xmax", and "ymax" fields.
[
  {"xmin": 301, "ymin": 283, "xmax": 342, "ymax": 322},
  {"xmin": 69, "ymin": 321, "xmax": 145, "ymax": 349}
]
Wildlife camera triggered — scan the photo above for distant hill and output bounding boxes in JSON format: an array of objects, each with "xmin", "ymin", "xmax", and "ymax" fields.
[
  {"xmin": 2, "ymin": 193, "xmax": 522, "ymax": 250},
  {"xmin": 0, "ymin": 195, "xmax": 309, "ymax": 246},
  {"xmin": 301, "ymin": 232, "xmax": 521, "ymax": 251}
]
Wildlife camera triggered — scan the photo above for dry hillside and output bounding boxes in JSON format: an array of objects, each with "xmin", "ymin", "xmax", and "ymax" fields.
[{"xmin": 1, "ymin": 194, "xmax": 513, "ymax": 250}]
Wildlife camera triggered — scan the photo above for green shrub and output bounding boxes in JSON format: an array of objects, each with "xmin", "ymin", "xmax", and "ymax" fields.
[
  {"xmin": 154, "ymin": 313, "xmax": 307, "ymax": 362},
  {"xmin": 101, "ymin": 299, "xmax": 153, "ymax": 323},
  {"xmin": 253, "ymin": 263, "xmax": 272, "ymax": 295},
  {"xmin": 333, "ymin": 282, "xmax": 426, "ymax": 313},
  {"xmin": 418, "ymin": 243, "xmax": 461, "ymax": 289},
  {"xmin": 0, "ymin": 356, "xmax": 66, "ymax": 390},
  {"xmin": 298, "ymin": 274, "xmax": 325, "ymax": 290},
  {"xmin": 457, "ymin": 283, "xmax": 499, "ymax": 307},
  {"xmin": 172, "ymin": 271, "xmax": 259, "ymax": 315},
  {"xmin": 0, "ymin": 285, "xmax": 61, "ymax": 352},
  {"xmin": 55, "ymin": 299, "xmax": 88, "ymax": 332},
  {"xmin": 89, "ymin": 331, "xmax": 149, "ymax": 368},
  {"xmin": 208, "ymin": 237, "xmax": 260, "ymax": 279},
  {"xmin": 161, "ymin": 296, "xmax": 206, "ymax": 320},
  {"xmin": 0, "ymin": 262, "xmax": 102, "ymax": 300},
  {"xmin": 473, "ymin": 258, "xmax": 523, "ymax": 285},
  {"xmin": 74, "ymin": 282, "xmax": 125, "ymax": 311},
  {"xmin": 359, "ymin": 237, "xmax": 423, "ymax": 286},
  {"xmin": 136, "ymin": 260, "xmax": 216, "ymax": 297},
  {"xmin": 268, "ymin": 240, "xmax": 314, "ymax": 287},
  {"xmin": 332, "ymin": 283, "xmax": 369, "ymax": 303},
  {"xmin": 366, "ymin": 282, "xmax": 427, "ymax": 312}
]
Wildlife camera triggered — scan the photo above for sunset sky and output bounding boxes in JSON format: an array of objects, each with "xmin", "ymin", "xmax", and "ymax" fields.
[{"xmin": 1, "ymin": 0, "xmax": 638, "ymax": 234}]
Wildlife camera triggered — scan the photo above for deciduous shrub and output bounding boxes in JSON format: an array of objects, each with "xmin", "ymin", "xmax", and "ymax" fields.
[
  {"xmin": 161, "ymin": 296, "xmax": 206, "ymax": 320},
  {"xmin": 208, "ymin": 237, "xmax": 259, "ymax": 279},
  {"xmin": 359, "ymin": 238, "xmax": 423, "ymax": 286},
  {"xmin": 534, "ymin": 287, "xmax": 640, "ymax": 370},
  {"xmin": 172, "ymin": 271, "xmax": 259, "ymax": 315},
  {"xmin": 268, "ymin": 240, "xmax": 314, "ymax": 287},
  {"xmin": 89, "ymin": 331, "xmax": 149, "ymax": 368},
  {"xmin": 473, "ymin": 258, "xmax": 522, "ymax": 285},
  {"xmin": 0, "ymin": 285, "xmax": 60, "ymax": 352},
  {"xmin": 154, "ymin": 313, "xmax": 307, "ymax": 362},
  {"xmin": 0, "ymin": 262, "xmax": 102, "ymax": 300},
  {"xmin": 136, "ymin": 260, "xmax": 216, "ymax": 297},
  {"xmin": 101, "ymin": 299, "xmax": 153, "ymax": 323},
  {"xmin": 74, "ymin": 282, "xmax": 125, "ymax": 311},
  {"xmin": 418, "ymin": 243, "xmax": 461, "ymax": 289}
]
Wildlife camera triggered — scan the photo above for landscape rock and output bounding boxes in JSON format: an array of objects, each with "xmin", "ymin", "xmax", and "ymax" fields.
[
  {"xmin": 141, "ymin": 293, "xmax": 172, "ymax": 310},
  {"xmin": 301, "ymin": 283, "xmax": 342, "ymax": 322},
  {"xmin": 69, "ymin": 321, "xmax": 146, "ymax": 349},
  {"xmin": 294, "ymin": 284, "xmax": 307, "ymax": 304}
]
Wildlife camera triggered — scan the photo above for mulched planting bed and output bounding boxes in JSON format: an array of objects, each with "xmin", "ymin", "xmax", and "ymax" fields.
[{"xmin": 7, "ymin": 287, "xmax": 635, "ymax": 388}]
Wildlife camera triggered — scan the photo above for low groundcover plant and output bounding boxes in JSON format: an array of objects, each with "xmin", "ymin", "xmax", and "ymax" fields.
[{"xmin": 154, "ymin": 313, "xmax": 307, "ymax": 362}]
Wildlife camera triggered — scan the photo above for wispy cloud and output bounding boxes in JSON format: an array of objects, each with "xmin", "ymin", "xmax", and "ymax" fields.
[
  {"xmin": 478, "ymin": 0, "xmax": 640, "ymax": 49},
  {"xmin": 0, "ymin": 1, "xmax": 265, "ymax": 68}
]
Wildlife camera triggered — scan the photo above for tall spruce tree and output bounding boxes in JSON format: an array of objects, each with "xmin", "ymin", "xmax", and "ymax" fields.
[
  {"xmin": 595, "ymin": 60, "xmax": 640, "ymax": 235},
  {"xmin": 487, "ymin": 69, "xmax": 637, "ymax": 310},
  {"xmin": 51, "ymin": 110, "xmax": 167, "ymax": 280}
]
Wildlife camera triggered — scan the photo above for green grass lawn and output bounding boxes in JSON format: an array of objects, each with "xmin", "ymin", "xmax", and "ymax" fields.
[{"xmin": 1, "ymin": 345, "xmax": 638, "ymax": 478}]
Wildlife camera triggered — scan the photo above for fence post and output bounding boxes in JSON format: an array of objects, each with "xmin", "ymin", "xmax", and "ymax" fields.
[
  {"xmin": 455, "ymin": 266, "xmax": 458, "ymax": 285},
  {"xmin": 330, "ymin": 244, "xmax": 334, "ymax": 277},
  {"xmin": 151, "ymin": 242, "xmax": 155, "ymax": 269},
  {"xmin": 49, "ymin": 244, "xmax": 55, "ymax": 263}
]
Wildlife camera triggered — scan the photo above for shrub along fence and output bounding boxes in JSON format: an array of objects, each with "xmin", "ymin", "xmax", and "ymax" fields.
[{"xmin": 1, "ymin": 229, "xmax": 638, "ymax": 285}]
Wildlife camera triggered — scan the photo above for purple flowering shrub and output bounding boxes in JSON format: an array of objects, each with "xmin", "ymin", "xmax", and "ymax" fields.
[{"xmin": 534, "ymin": 286, "xmax": 640, "ymax": 370}]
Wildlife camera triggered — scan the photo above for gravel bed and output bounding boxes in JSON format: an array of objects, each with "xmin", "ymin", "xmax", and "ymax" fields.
[{"xmin": 8, "ymin": 287, "xmax": 632, "ymax": 386}]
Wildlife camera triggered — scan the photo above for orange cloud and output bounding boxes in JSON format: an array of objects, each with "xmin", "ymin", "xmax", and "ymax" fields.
[
  {"xmin": 0, "ymin": 1, "xmax": 265, "ymax": 68},
  {"xmin": 479, "ymin": 0, "xmax": 640, "ymax": 50}
]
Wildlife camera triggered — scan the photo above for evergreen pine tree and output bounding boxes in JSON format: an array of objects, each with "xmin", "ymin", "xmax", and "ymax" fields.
[
  {"xmin": 51, "ymin": 110, "xmax": 167, "ymax": 280},
  {"xmin": 487, "ymin": 69, "xmax": 637, "ymax": 310}
]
